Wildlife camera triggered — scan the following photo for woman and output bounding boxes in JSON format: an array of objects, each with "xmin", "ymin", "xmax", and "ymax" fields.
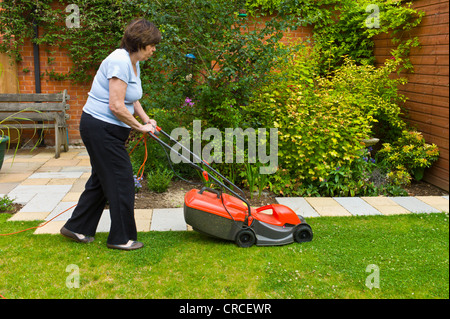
[{"xmin": 60, "ymin": 19, "xmax": 161, "ymax": 251}]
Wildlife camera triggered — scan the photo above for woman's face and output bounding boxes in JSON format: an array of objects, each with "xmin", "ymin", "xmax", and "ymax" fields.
[{"xmin": 139, "ymin": 44, "xmax": 156, "ymax": 61}]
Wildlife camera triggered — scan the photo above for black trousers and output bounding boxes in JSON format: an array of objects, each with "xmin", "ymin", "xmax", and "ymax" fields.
[{"xmin": 64, "ymin": 112, "xmax": 136, "ymax": 245}]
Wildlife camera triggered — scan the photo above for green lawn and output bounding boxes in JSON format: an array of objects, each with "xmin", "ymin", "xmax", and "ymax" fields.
[{"xmin": 0, "ymin": 212, "xmax": 448, "ymax": 299}]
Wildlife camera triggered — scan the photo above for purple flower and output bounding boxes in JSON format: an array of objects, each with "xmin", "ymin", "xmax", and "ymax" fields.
[
  {"xmin": 133, "ymin": 175, "xmax": 142, "ymax": 190},
  {"xmin": 183, "ymin": 97, "xmax": 195, "ymax": 107}
]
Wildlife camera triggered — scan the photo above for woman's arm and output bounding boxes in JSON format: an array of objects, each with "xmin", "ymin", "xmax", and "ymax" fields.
[
  {"xmin": 133, "ymin": 100, "xmax": 157, "ymax": 128},
  {"xmin": 109, "ymin": 77, "xmax": 155, "ymax": 133}
]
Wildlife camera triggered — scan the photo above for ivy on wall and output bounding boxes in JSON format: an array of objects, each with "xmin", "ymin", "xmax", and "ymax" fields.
[
  {"xmin": 245, "ymin": 0, "xmax": 424, "ymax": 73},
  {"xmin": 0, "ymin": 0, "xmax": 423, "ymax": 83},
  {"xmin": 0, "ymin": 0, "xmax": 139, "ymax": 82}
]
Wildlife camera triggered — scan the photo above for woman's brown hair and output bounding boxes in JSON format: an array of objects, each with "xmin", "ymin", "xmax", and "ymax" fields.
[{"xmin": 120, "ymin": 19, "xmax": 161, "ymax": 53}]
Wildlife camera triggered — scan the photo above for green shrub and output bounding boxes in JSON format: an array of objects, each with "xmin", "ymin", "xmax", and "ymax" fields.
[
  {"xmin": 242, "ymin": 49, "xmax": 409, "ymax": 196},
  {"xmin": 376, "ymin": 130, "xmax": 440, "ymax": 183},
  {"xmin": 318, "ymin": 148, "xmax": 378, "ymax": 197},
  {"xmin": 318, "ymin": 57, "xmax": 408, "ymax": 143},
  {"xmin": 0, "ymin": 195, "xmax": 15, "ymax": 212},
  {"xmin": 386, "ymin": 167, "xmax": 412, "ymax": 187},
  {"xmin": 147, "ymin": 168, "xmax": 174, "ymax": 193}
]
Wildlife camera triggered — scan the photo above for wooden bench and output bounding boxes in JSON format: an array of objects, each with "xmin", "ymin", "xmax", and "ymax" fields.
[{"xmin": 0, "ymin": 90, "xmax": 70, "ymax": 158}]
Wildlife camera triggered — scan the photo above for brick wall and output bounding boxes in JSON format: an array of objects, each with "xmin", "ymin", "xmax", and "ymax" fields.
[
  {"xmin": 373, "ymin": 0, "xmax": 449, "ymax": 191},
  {"xmin": 17, "ymin": 32, "xmax": 89, "ymax": 145}
]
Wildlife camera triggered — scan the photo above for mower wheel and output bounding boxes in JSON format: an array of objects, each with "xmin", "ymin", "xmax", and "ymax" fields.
[
  {"xmin": 235, "ymin": 229, "xmax": 256, "ymax": 248},
  {"xmin": 294, "ymin": 224, "xmax": 313, "ymax": 243}
]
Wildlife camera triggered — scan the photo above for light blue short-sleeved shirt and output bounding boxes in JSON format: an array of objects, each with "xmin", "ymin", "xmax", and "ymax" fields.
[{"xmin": 83, "ymin": 48, "xmax": 142, "ymax": 128}]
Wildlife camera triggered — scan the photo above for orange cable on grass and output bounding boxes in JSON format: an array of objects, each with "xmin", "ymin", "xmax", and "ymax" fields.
[{"xmin": 0, "ymin": 203, "xmax": 77, "ymax": 236}]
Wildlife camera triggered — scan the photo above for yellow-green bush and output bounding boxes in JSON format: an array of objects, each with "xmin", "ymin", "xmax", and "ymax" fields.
[
  {"xmin": 377, "ymin": 130, "xmax": 440, "ymax": 184},
  {"xmin": 243, "ymin": 50, "xmax": 409, "ymax": 196}
]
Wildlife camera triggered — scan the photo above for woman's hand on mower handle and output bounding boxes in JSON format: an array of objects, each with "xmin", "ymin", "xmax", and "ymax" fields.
[{"xmin": 139, "ymin": 120, "xmax": 157, "ymax": 134}]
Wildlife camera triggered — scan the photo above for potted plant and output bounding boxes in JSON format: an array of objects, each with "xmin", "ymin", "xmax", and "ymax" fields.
[
  {"xmin": 0, "ymin": 135, "xmax": 9, "ymax": 170},
  {"xmin": 0, "ymin": 110, "xmax": 43, "ymax": 170}
]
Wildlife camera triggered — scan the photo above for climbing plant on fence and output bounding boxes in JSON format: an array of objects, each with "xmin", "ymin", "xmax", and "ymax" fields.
[
  {"xmin": 0, "ymin": 0, "xmax": 138, "ymax": 83},
  {"xmin": 245, "ymin": 0, "xmax": 424, "ymax": 73},
  {"xmin": 0, "ymin": 0, "xmax": 424, "ymax": 82}
]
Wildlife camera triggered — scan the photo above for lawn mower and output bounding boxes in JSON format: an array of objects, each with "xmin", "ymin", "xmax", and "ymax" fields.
[{"xmin": 148, "ymin": 127, "xmax": 313, "ymax": 247}]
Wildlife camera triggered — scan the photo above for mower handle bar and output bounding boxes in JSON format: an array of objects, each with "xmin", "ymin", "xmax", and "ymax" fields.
[{"xmin": 148, "ymin": 128, "xmax": 252, "ymax": 224}]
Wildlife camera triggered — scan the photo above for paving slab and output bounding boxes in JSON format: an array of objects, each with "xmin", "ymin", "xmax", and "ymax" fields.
[
  {"xmin": 275, "ymin": 197, "xmax": 320, "ymax": 217},
  {"xmin": 62, "ymin": 192, "xmax": 82, "ymax": 202},
  {"xmin": 96, "ymin": 210, "xmax": 111, "ymax": 233},
  {"xmin": 28, "ymin": 172, "xmax": 83, "ymax": 179},
  {"xmin": 76, "ymin": 159, "xmax": 91, "ymax": 167},
  {"xmin": 70, "ymin": 179, "xmax": 89, "ymax": 192},
  {"xmin": 135, "ymin": 209, "xmax": 153, "ymax": 220},
  {"xmin": 361, "ymin": 197, "xmax": 410, "ymax": 215},
  {"xmin": 3, "ymin": 156, "xmax": 48, "ymax": 164},
  {"xmin": 151, "ymin": 208, "xmax": 186, "ymax": 231},
  {"xmin": 6, "ymin": 186, "xmax": 39, "ymax": 204},
  {"xmin": 0, "ymin": 182, "xmax": 19, "ymax": 194},
  {"xmin": 60, "ymin": 166, "xmax": 91, "ymax": 173},
  {"xmin": 45, "ymin": 202, "xmax": 77, "ymax": 221},
  {"xmin": 0, "ymin": 173, "xmax": 33, "ymax": 183},
  {"xmin": 20, "ymin": 178, "xmax": 51, "ymax": 185},
  {"xmin": 333, "ymin": 197, "xmax": 382, "ymax": 216},
  {"xmin": 0, "ymin": 162, "xmax": 42, "ymax": 174},
  {"xmin": 57, "ymin": 150, "xmax": 81, "ymax": 159},
  {"xmin": 30, "ymin": 151, "xmax": 55, "ymax": 159},
  {"xmin": 135, "ymin": 209, "xmax": 153, "ymax": 232},
  {"xmin": 33, "ymin": 220, "xmax": 66, "ymax": 235},
  {"xmin": 11, "ymin": 185, "xmax": 72, "ymax": 212},
  {"xmin": 8, "ymin": 211, "xmax": 49, "ymax": 221},
  {"xmin": 415, "ymin": 196, "xmax": 449, "ymax": 212},
  {"xmin": 305, "ymin": 197, "xmax": 351, "ymax": 217},
  {"xmin": 48, "ymin": 178, "xmax": 79, "ymax": 186},
  {"xmin": 41, "ymin": 160, "xmax": 81, "ymax": 170},
  {"xmin": 391, "ymin": 196, "xmax": 440, "ymax": 214},
  {"xmin": 7, "ymin": 184, "xmax": 71, "ymax": 204},
  {"xmin": 20, "ymin": 191, "xmax": 69, "ymax": 213}
]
